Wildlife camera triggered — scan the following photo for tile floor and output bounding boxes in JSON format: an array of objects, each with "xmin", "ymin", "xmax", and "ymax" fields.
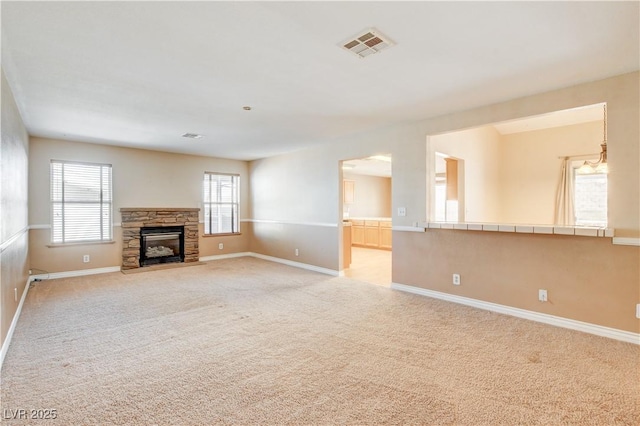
[{"xmin": 344, "ymin": 246, "xmax": 391, "ymax": 287}]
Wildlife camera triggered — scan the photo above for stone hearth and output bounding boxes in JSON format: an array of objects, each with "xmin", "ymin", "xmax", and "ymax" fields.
[{"xmin": 120, "ymin": 208, "xmax": 199, "ymax": 270}]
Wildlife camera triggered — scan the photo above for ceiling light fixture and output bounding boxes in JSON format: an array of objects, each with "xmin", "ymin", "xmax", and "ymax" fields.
[
  {"xmin": 181, "ymin": 133, "xmax": 203, "ymax": 139},
  {"xmin": 368, "ymin": 155, "xmax": 392, "ymax": 162},
  {"xmin": 577, "ymin": 105, "xmax": 608, "ymax": 174},
  {"xmin": 341, "ymin": 28, "xmax": 394, "ymax": 59}
]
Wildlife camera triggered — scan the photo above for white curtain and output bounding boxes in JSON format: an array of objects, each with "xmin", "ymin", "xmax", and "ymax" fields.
[{"xmin": 554, "ymin": 157, "xmax": 575, "ymax": 226}]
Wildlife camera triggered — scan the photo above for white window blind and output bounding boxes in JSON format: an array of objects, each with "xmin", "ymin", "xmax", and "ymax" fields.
[
  {"xmin": 574, "ymin": 172, "xmax": 607, "ymax": 227},
  {"xmin": 203, "ymin": 172, "xmax": 239, "ymax": 235},
  {"xmin": 51, "ymin": 160, "xmax": 113, "ymax": 243}
]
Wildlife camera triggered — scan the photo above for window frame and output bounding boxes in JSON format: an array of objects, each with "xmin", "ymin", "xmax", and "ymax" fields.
[
  {"xmin": 50, "ymin": 159, "xmax": 113, "ymax": 244},
  {"xmin": 202, "ymin": 172, "xmax": 240, "ymax": 236}
]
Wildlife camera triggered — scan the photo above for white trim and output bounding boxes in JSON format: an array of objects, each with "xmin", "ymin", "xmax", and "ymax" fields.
[
  {"xmin": 201, "ymin": 252, "xmax": 340, "ymax": 276},
  {"xmin": 0, "ymin": 276, "xmax": 31, "ymax": 369},
  {"xmin": 0, "ymin": 226, "xmax": 29, "ymax": 253},
  {"xmin": 31, "ymin": 266, "xmax": 121, "ymax": 281},
  {"xmin": 612, "ymin": 237, "xmax": 640, "ymax": 246},
  {"xmin": 391, "ymin": 283, "xmax": 640, "ymax": 345},
  {"xmin": 199, "ymin": 252, "xmax": 252, "ymax": 262},
  {"xmin": 30, "ymin": 253, "xmax": 338, "ymax": 280},
  {"xmin": 244, "ymin": 219, "xmax": 338, "ymax": 228},
  {"xmin": 419, "ymin": 222, "xmax": 613, "ymax": 238},
  {"xmin": 250, "ymin": 253, "xmax": 339, "ymax": 276},
  {"xmin": 28, "ymin": 224, "xmax": 51, "ymax": 230},
  {"xmin": 32, "ymin": 223, "xmax": 123, "ymax": 229},
  {"xmin": 392, "ymin": 226, "xmax": 425, "ymax": 233}
]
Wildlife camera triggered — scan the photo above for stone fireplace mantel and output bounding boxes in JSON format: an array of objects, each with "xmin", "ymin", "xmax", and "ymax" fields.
[{"xmin": 120, "ymin": 208, "xmax": 200, "ymax": 270}]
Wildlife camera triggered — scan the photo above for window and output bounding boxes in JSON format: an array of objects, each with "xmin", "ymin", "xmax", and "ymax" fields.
[
  {"xmin": 203, "ymin": 172, "xmax": 239, "ymax": 235},
  {"xmin": 51, "ymin": 160, "xmax": 112, "ymax": 243},
  {"xmin": 574, "ymin": 171, "xmax": 607, "ymax": 227}
]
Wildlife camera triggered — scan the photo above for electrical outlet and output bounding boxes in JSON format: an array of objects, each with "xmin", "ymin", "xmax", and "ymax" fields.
[
  {"xmin": 83, "ymin": 255, "xmax": 90, "ymax": 263},
  {"xmin": 452, "ymin": 274, "xmax": 461, "ymax": 285},
  {"xmin": 538, "ymin": 289, "xmax": 548, "ymax": 302},
  {"xmin": 636, "ymin": 303, "xmax": 640, "ymax": 319},
  {"xmin": 218, "ymin": 243, "xmax": 224, "ymax": 250},
  {"xmin": 397, "ymin": 207, "xmax": 406, "ymax": 217},
  {"xmin": 295, "ymin": 248, "xmax": 299, "ymax": 257}
]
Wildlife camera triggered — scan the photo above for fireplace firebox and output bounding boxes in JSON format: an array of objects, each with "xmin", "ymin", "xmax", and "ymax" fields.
[{"xmin": 140, "ymin": 226, "xmax": 185, "ymax": 267}]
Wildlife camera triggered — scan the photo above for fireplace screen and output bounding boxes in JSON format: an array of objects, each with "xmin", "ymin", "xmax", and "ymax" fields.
[{"xmin": 140, "ymin": 226, "xmax": 185, "ymax": 266}]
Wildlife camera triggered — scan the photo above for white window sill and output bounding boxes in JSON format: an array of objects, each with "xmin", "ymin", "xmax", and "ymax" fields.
[{"xmin": 47, "ymin": 240, "xmax": 115, "ymax": 248}]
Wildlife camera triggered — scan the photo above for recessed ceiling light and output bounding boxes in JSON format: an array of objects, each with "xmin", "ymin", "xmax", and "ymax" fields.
[
  {"xmin": 243, "ymin": 106, "xmax": 252, "ymax": 111},
  {"xmin": 341, "ymin": 28, "xmax": 394, "ymax": 59},
  {"xmin": 181, "ymin": 133, "xmax": 203, "ymax": 139}
]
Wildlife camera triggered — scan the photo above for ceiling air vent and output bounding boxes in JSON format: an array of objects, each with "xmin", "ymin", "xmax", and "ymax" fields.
[
  {"xmin": 341, "ymin": 29, "xmax": 394, "ymax": 59},
  {"xmin": 181, "ymin": 133, "xmax": 203, "ymax": 139}
]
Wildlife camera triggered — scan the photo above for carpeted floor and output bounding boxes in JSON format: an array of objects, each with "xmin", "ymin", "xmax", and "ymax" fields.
[{"xmin": 1, "ymin": 257, "xmax": 638, "ymax": 425}]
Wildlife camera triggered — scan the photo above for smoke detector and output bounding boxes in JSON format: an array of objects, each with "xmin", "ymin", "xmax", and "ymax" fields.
[
  {"xmin": 341, "ymin": 29, "xmax": 394, "ymax": 59},
  {"xmin": 181, "ymin": 133, "xmax": 203, "ymax": 139}
]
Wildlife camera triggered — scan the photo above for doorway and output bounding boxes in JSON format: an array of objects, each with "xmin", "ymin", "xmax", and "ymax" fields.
[
  {"xmin": 340, "ymin": 155, "xmax": 392, "ymax": 286},
  {"xmin": 434, "ymin": 152, "xmax": 464, "ymax": 222}
]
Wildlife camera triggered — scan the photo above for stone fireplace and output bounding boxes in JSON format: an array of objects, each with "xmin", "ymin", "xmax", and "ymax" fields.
[{"xmin": 120, "ymin": 208, "xmax": 199, "ymax": 270}]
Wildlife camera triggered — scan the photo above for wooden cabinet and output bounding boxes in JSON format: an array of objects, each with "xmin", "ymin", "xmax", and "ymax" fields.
[
  {"xmin": 350, "ymin": 219, "xmax": 392, "ymax": 250},
  {"xmin": 351, "ymin": 219, "xmax": 365, "ymax": 245},
  {"xmin": 364, "ymin": 220, "xmax": 380, "ymax": 247},
  {"xmin": 379, "ymin": 221, "xmax": 392, "ymax": 249},
  {"xmin": 343, "ymin": 180, "xmax": 355, "ymax": 205},
  {"xmin": 343, "ymin": 223, "xmax": 352, "ymax": 268}
]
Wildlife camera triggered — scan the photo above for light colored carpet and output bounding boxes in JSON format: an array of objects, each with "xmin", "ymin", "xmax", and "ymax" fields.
[{"xmin": 1, "ymin": 257, "xmax": 638, "ymax": 425}]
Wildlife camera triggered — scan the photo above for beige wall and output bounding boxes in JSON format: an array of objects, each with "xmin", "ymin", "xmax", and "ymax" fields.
[
  {"xmin": 393, "ymin": 230, "xmax": 639, "ymax": 333},
  {"xmin": 1, "ymin": 69, "xmax": 30, "ymax": 350},
  {"xmin": 248, "ymin": 72, "xmax": 639, "ymax": 332},
  {"xmin": 430, "ymin": 125, "xmax": 502, "ymax": 223},
  {"xmin": 29, "ymin": 138, "xmax": 250, "ymax": 272},
  {"xmin": 248, "ymin": 222, "xmax": 337, "ymax": 270},
  {"xmin": 500, "ymin": 121, "xmax": 603, "ymax": 224},
  {"xmin": 343, "ymin": 173, "xmax": 391, "ymax": 218}
]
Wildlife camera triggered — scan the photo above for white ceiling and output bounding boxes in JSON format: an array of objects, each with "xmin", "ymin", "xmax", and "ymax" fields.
[
  {"xmin": 492, "ymin": 103, "xmax": 604, "ymax": 135},
  {"xmin": 2, "ymin": 1, "xmax": 638, "ymax": 161}
]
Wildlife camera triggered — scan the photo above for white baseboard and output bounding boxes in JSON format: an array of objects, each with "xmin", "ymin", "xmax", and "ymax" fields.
[
  {"xmin": 0, "ymin": 276, "xmax": 31, "ymax": 370},
  {"xmin": 201, "ymin": 252, "xmax": 339, "ymax": 276},
  {"xmin": 391, "ymin": 283, "xmax": 640, "ymax": 345},
  {"xmin": 249, "ymin": 253, "xmax": 339, "ymax": 276},
  {"xmin": 31, "ymin": 266, "xmax": 121, "ymax": 281},
  {"xmin": 199, "ymin": 252, "xmax": 252, "ymax": 262},
  {"xmin": 29, "ymin": 252, "xmax": 339, "ymax": 281}
]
